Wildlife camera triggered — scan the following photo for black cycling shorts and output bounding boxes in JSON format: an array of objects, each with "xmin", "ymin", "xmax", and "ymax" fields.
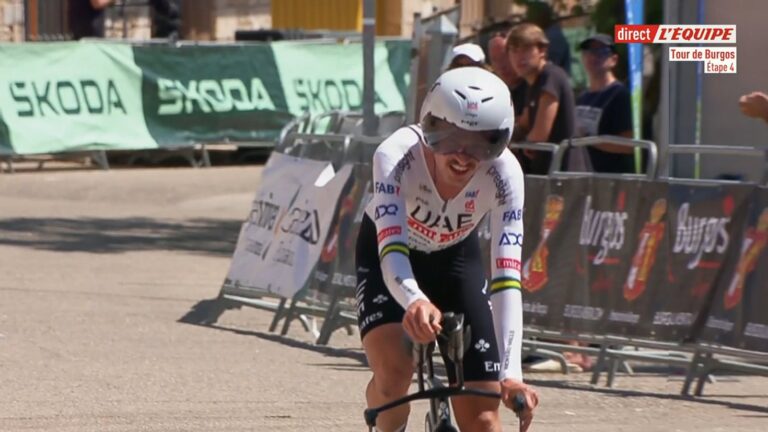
[{"xmin": 355, "ymin": 215, "xmax": 501, "ymax": 383}]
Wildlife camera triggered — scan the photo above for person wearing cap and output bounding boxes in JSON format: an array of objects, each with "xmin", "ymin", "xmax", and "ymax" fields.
[
  {"xmin": 575, "ymin": 33, "xmax": 635, "ymax": 173},
  {"xmin": 446, "ymin": 43, "xmax": 486, "ymax": 70},
  {"xmin": 506, "ymin": 22, "xmax": 575, "ymax": 175}
]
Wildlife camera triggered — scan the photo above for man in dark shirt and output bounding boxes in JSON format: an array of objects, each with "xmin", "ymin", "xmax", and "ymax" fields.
[
  {"xmin": 507, "ymin": 23, "xmax": 575, "ymax": 175},
  {"xmin": 575, "ymin": 34, "xmax": 635, "ymax": 173},
  {"xmin": 68, "ymin": 0, "xmax": 114, "ymax": 40}
]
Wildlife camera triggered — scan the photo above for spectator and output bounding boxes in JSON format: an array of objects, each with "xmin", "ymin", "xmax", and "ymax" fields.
[
  {"xmin": 507, "ymin": 23, "xmax": 575, "ymax": 175},
  {"xmin": 149, "ymin": 0, "xmax": 182, "ymax": 39},
  {"xmin": 739, "ymin": 92, "xmax": 768, "ymax": 123},
  {"xmin": 68, "ymin": 0, "xmax": 114, "ymax": 40},
  {"xmin": 575, "ymin": 34, "xmax": 635, "ymax": 173},
  {"xmin": 446, "ymin": 43, "xmax": 486, "ymax": 70},
  {"xmin": 526, "ymin": 2, "xmax": 572, "ymax": 75},
  {"xmin": 488, "ymin": 34, "xmax": 527, "ymax": 119}
]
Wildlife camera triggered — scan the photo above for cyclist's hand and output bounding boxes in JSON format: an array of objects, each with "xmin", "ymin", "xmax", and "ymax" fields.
[
  {"xmin": 500, "ymin": 378, "xmax": 539, "ymax": 432},
  {"xmin": 402, "ymin": 300, "xmax": 442, "ymax": 344}
]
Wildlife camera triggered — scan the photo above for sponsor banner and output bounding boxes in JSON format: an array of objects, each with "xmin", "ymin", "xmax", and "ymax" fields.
[
  {"xmin": 520, "ymin": 177, "xmax": 587, "ymax": 330},
  {"xmin": 0, "ymin": 41, "xmax": 410, "ymax": 155},
  {"xmin": 700, "ymin": 187, "xmax": 768, "ymax": 352},
  {"xmin": 223, "ymin": 152, "xmax": 353, "ymax": 298},
  {"xmin": 309, "ymin": 163, "xmax": 374, "ymax": 301},
  {"xmin": 565, "ymin": 177, "xmax": 640, "ymax": 335},
  {"xmin": 270, "ymin": 41, "xmax": 410, "ymax": 116},
  {"xmin": 133, "ymin": 44, "xmax": 293, "ymax": 145},
  {"xmin": 608, "ymin": 181, "xmax": 669, "ymax": 337},
  {"xmin": 0, "ymin": 42, "xmax": 155, "ymax": 154},
  {"xmin": 646, "ymin": 182, "xmax": 752, "ymax": 342}
]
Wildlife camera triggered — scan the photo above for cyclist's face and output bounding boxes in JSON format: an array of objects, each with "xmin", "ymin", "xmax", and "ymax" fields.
[{"xmin": 434, "ymin": 151, "xmax": 479, "ymax": 186}]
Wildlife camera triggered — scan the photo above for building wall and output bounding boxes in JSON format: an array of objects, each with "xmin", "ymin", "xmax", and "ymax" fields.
[{"xmin": 0, "ymin": 0, "xmax": 24, "ymax": 41}]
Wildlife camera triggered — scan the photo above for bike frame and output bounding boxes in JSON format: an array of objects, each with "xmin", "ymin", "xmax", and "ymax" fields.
[{"xmin": 364, "ymin": 313, "xmax": 515, "ymax": 432}]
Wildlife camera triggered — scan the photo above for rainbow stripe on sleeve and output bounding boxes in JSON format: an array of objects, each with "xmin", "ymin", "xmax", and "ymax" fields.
[
  {"xmin": 379, "ymin": 242, "xmax": 409, "ymax": 260},
  {"xmin": 490, "ymin": 277, "xmax": 522, "ymax": 293}
]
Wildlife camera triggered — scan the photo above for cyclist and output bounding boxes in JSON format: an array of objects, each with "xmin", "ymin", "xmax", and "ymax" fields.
[{"xmin": 356, "ymin": 66, "xmax": 539, "ymax": 432}]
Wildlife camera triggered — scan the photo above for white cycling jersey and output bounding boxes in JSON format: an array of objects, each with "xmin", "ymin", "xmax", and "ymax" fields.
[{"xmin": 365, "ymin": 125, "xmax": 525, "ymax": 381}]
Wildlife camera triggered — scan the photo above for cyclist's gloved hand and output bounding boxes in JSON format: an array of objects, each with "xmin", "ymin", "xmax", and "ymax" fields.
[
  {"xmin": 402, "ymin": 299, "xmax": 442, "ymax": 344},
  {"xmin": 500, "ymin": 378, "xmax": 539, "ymax": 432}
]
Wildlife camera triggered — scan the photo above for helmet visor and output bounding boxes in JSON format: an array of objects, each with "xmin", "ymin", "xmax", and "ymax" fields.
[{"xmin": 422, "ymin": 115, "xmax": 510, "ymax": 161}]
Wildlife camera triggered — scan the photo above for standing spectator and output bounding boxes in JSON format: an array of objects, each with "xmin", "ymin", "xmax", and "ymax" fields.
[
  {"xmin": 68, "ymin": 0, "xmax": 114, "ymax": 40},
  {"xmin": 507, "ymin": 23, "xmax": 575, "ymax": 175},
  {"xmin": 489, "ymin": 34, "xmax": 527, "ymax": 119},
  {"xmin": 526, "ymin": 2, "xmax": 572, "ymax": 75},
  {"xmin": 150, "ymin": 0, "xmax": 182, "ymax": 39},
  {"xmin": 576, "ymin": 34, "xmax": 635, "ymax": 173}
]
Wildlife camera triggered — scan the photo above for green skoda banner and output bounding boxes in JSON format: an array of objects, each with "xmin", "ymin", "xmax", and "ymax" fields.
[
  {"xmin": 133, "ymin": 44, "xmax": 292, "ymax": 146},
  {"xmin": 0, "ymin": 42, "xmax": 155, "ymax": 154},
  {"xmin": 0, "ymin": 40, "xmax": 411, "ymax": 156},
  {"xmin": 271, "ymin": 40, "xmax": 410, "ymax": 115}
]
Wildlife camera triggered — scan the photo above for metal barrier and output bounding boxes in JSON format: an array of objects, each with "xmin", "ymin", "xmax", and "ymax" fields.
[
  {"xmin": 507, "ymin": 142, "xmax": 560, "ymax": 176},
  {"xmin": 552, "ymin": 135, "xmax": 659, "ymax": 180},
  {"xmin": 215, "ymin": 119, "xmax": 768, "ymax": 396},
  {"xmin": 659, "ymin": 144, "xmax": 768, "ymax": 184}
]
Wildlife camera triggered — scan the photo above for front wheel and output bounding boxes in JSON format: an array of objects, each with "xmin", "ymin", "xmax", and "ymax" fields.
[{"xmin": 433, "ymin": 423, "xmax": 459, "ymax": 432}]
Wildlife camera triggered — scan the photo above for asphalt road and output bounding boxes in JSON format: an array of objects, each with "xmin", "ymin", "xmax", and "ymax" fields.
[{"xmin": 0, "ymin": 164, "xmax": 766, "ymax": 431}]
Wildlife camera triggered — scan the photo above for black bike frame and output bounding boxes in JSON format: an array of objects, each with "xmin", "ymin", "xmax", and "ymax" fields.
[{"xmin": 364, "ymin": 313, "xmax": 509, "ymax": 431}]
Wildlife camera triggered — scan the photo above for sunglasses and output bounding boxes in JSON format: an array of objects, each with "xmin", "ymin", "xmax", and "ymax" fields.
[{"xmin": 422, "ymin": 116, "xmax": 510, "ymax": 161}]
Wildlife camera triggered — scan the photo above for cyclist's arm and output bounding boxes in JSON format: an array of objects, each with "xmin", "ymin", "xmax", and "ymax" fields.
[
  {"xmin": 488, "ymin": 156, "xmax": 525, "ymax": 382},
  {"xmin": 371, "ymin": 142, "xmax": 428, "ymax": 308}
]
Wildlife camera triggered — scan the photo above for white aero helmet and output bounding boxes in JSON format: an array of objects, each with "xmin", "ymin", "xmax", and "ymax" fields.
[{"xmin": 420, "ymin": 66, "xmax": 514, "ymax": 161}]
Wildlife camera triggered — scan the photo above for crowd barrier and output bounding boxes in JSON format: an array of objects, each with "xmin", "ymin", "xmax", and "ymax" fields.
[
  {"xmin": 182, "ymin": 120, "xmax": 768, "ymax": 396},
  {"xmin": 0, "ymin": 39, "xmax": 410, "ymax": 170}
]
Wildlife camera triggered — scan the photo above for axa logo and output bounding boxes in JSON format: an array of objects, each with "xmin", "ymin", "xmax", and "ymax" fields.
[
  {"xmin": 579, "ymin": 195, "xmax": 628, "ymax": 265},
  {"xmin": 499, "ymin": 232, "xmax": 523, "ymax": 246},
  {"xmin": 280, "ymin": 207, "xmax": 321, "ymax": 244},
  {"xmin": 157, "ymin": 77, "xmax": 276, "ymax": 115},
  {"xmin": 374, "ymin": 204, "xmax": 398, "ymax": 220},
  {"xmin": 475, "ymin": 339, "xmax": 490, "ymax": 352},
  {"xmin": 673, "ymin": 202, "xmax": 730, "ymax": 269}
]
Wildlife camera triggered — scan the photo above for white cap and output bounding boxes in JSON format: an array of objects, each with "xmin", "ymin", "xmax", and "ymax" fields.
[{"xmin": 450, "ymin": 43, "xmax": 486, "ymax": 63}]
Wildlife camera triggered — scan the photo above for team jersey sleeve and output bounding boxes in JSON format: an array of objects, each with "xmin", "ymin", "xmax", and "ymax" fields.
[
  {"xmin": 488, "ymin": 154, "xmax": 525, "ymax": 381},
  {"xmin": 370, "ymin": 130, "xmax": 429, "ymax": 309}
]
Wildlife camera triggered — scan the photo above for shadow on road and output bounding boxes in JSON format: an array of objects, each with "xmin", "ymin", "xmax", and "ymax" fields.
[
  {"xmin": 528, "ymin": 378, "xmax": 768, "ymax": 414},
  {"xmin": 178, "ymin": 298, "xmax": 369, "ymax": 368},
  {"xmin": 210, "ymin": 323, "xmax": 368, "ymax": 367},
  {"xmin": 0, "ymin": 217, "xmax": 241, "ymax": 256}
]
